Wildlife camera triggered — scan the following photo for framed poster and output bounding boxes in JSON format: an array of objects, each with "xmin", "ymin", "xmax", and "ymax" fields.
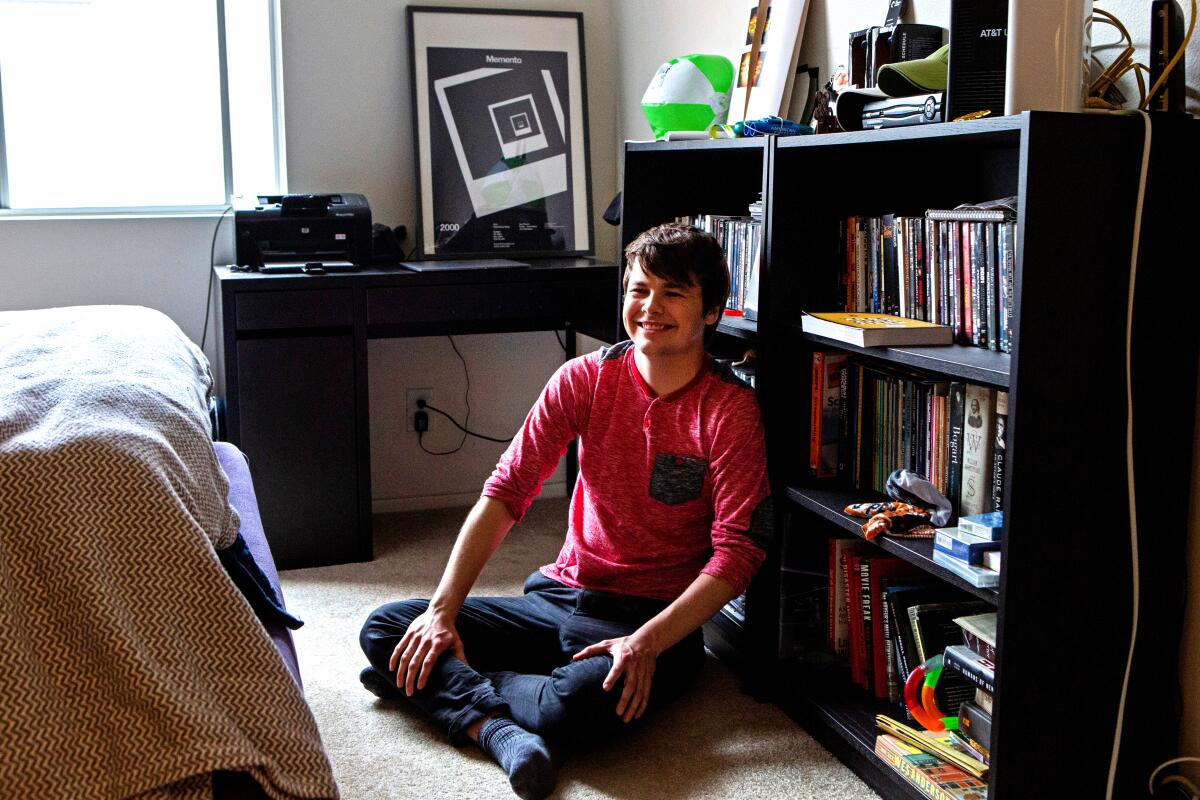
[{"xmin": 407, "ymin": 6, "xmax": 594, "ymax": 258}]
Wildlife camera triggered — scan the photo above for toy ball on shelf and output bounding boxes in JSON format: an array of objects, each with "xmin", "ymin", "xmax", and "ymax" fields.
[
  {"xmin": 903, "ymin": 654, "xmax": 959, "ymax": 732},
  {"xmin": 641, "ymin": 54, "xmax": 734, "ymax": 139}
]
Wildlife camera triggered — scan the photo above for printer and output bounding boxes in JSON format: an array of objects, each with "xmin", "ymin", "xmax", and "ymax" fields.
[{"xmin": 234, "ymin": 193, "xmax": 372, "ymax": 271}]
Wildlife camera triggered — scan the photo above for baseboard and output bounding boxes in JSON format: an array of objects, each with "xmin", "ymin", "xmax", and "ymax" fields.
[{"xmin": 371, "ymin": 481, "xmax": 568, "ymax": 514}]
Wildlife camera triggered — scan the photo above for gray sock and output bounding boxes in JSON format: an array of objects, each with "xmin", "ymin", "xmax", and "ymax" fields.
[{"xmin": 477, "ymin": 716, "xmax": 556, "ymax": 800}]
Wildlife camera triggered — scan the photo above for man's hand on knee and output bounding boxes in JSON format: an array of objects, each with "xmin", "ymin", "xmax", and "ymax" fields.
[
  {"xmin": 572, "ymin": 632, "xmax": 660, "ymax": 723},
  {"xmin": 390, "ymin": 609, "xmax": 466, "ymax": 696}
]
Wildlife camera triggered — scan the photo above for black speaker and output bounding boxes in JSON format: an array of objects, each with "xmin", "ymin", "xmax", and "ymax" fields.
[
  {"xmin": 1150, "ymin": 0, "xmax": 1186, "ymax": 112},
  {"xmin": 945, "ymin": 0, "xmax": 1009, "ymax": 121}
]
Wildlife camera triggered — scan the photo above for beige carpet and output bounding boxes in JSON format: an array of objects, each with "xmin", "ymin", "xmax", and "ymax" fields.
[{"xmin": 279, "ymin": 498, "xmax": 878, "ymax": 800}]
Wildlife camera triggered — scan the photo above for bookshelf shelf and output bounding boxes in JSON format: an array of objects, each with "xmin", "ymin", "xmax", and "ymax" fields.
[
  {"xmin": 717, "ymin": 315, "xmax": 758, "ymax": 341},
  {"xmin": 779, "ymin": 672, "xmax": 928, "ymax": 800},
  {"xmin": 785, "ymin": 485, "xmax": 999, "ymax": 604},
  {"xmin": 796, "ymin": 330, "xmax": 1010, "ymax": 387},
  {"xmin": 620, "ymin": 112, "xmax": 1196, "ymax": 800}
]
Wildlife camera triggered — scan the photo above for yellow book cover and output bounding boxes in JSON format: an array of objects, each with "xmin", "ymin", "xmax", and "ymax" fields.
[{"xmin": 801, "ymin": 312, "xmax": 954, "ymax": 348}]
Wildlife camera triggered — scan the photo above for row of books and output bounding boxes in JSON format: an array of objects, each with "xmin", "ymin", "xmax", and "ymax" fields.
[
  {"xmin": 829, "ymin": 542, "xmax": 991, "ymax": 704},
  {"xmin": 836, "ymin": 199, "xmax": 1017, "ymax": 353},
  {"xmin": 677, "ymin": 208, "xmax": 762, "ymax": 316},
  {"xmin": 810, "ymin": 353, "xmax": 1007, "ymax": 519}
]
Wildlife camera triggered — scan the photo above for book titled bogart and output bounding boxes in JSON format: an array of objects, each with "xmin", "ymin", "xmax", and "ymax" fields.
[{"xmin": 801, "ymin": 312, "xmax": 953, "ymax": 347}]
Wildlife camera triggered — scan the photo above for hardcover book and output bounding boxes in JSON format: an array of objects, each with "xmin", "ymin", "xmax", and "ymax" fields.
[
  {"xmin": 868, "ymin": 559, "xmax": 925, "ymax": 699},
  {"xmin": 953, "ymin": 612, "xmax": 998, "ymax": 662},
  {"xmin": 946, "ymin": 382, "xmax": 966, "ymax": 514},
  {"xmin": 801, "ymin": 312, "xmax": 953, "ymax": 347},
  {"xmin": 957, "ymin": 701, "xmax": 993, "ymax": 760},
  {"xmin": 990, "ymin": 390, "xmax": 1008, "ymax": 512},
  {"xmin": 810, "ymin": 352, "xmax": 849, "ymax": 478},
  {"xmin": 944, "ymin": 644, "xmax": 996, "ymax": 694},
  {"xmin": 907, "ymin": 600, "xmax": 990, "ymax": 664},
  {"xmin": 958, "ymin": 384, "xmax": 995, "ymax": 517}
]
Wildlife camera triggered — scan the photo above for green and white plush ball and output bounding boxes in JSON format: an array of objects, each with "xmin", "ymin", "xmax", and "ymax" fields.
[{"xmin": 641, "ymin": 54, "xmax": 734, "ymax": 139}]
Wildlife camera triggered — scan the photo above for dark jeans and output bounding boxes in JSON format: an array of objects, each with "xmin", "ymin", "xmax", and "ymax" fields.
[{"xmin": 359, "ymin": 570, "xmax": 706, "ymax": 749}]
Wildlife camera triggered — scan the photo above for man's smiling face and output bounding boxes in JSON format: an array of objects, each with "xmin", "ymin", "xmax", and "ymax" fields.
[{"xmin": 622, "ymin": 258, "xmax": 719, "ymax": 359}]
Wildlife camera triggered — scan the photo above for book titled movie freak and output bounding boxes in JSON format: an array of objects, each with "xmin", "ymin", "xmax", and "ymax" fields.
[{"xmin": 801, "ymin": 312, "xmax": 953, "ymax": 347}]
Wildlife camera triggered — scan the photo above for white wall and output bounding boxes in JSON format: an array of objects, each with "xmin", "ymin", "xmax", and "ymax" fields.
[{"xmin": 0, "ymin": 0, "xmax": 621, "ymax": 512}]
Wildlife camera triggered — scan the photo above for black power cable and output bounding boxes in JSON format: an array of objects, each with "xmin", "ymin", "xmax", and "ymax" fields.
[
  {"xmin": 200, "ymin": 205, "xmax": 234, "ymax": 353},
  {"xmin": 421, "ymin": 400, "xmax": 513, "ymax": 443},
  {"xmin": 415, "ymin": 336, "xmax": 515, "ymax": 455}
]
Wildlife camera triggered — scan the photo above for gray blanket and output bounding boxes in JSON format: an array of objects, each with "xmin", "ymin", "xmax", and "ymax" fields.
[{"xmin": 0, "ymin": 306, "xmax": 338, "ymax": 799}]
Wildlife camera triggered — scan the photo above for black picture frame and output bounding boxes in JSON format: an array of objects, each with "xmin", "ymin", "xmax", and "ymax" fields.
[{"xmin": 407, "ymin": 6, "xmax": 594, "ymax": 259}]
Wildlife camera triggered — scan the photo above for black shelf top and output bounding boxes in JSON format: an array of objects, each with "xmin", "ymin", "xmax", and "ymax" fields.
[
  {"xmin": 624, "ymin": 136, "xmax": 767, "ymax": 153},
  {"xmin": 775, "ymin": 115, "xmax": 1025, "ymax": 150},
  {"xmin": 795, "ymin": 328, "xmax": 1010, "ymax": 387},
  {"xmin": 785, "ymin": 484, "xmax": 1000, "ymax": 605},
  {"xmin": 717, "ymin": 315, "xmax": 758, "ymax": 340}
]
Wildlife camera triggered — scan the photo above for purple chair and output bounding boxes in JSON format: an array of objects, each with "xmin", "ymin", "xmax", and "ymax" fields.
[{"xmin": 214, "ymin": 441, "xmax": 301, "ymax": 686}]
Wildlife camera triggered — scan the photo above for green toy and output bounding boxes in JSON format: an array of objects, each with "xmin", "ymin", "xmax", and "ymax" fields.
[{"xmin": 640, "ymin": 54, "xmax": 735, "ymax": 139}]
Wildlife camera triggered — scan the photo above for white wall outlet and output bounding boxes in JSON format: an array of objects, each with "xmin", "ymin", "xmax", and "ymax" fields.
[{"xmin": 406, "ymin": 387, "xmax": 433, "ymax": 432}]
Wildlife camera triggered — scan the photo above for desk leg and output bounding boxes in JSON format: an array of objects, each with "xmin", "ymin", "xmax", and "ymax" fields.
[{"xmin": 565, "ymin": 324, "xmax": 578, "ymax": 493}]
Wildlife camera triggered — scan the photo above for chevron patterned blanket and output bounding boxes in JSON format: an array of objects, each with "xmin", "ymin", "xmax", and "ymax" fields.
[{"xmin": 0, "ymin": 306, "xmax": 338, "ymax": 799}]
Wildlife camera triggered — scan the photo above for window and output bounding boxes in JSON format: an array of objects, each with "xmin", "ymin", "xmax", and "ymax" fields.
[{"xmin": 0, "ymin": 0, "xmax": 283, "ymax": 211}]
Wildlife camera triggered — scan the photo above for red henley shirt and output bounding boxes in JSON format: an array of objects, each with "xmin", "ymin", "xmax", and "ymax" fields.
[{"xmin": 483, "ymin": 341, "xmax": 771, "ymax": 602}]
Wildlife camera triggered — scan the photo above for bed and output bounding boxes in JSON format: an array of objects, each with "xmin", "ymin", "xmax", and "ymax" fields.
[{"xmin": 0, "ymin": 305, "xmax": 338, "ymax": 799}]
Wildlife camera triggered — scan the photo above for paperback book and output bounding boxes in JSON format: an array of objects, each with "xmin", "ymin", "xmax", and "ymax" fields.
[
  {"xmin": 801, "ymin": 312, "xmax": 953, "ymax": 347},
  {"xmin": 874, "ymin": 733, "xmax": 989, "ymax": 800}
]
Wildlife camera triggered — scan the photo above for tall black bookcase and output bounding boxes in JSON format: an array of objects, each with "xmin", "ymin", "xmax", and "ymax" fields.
[{"xmin": 621, "ymin": 112, "xmax": 1198, "ymax": 799}]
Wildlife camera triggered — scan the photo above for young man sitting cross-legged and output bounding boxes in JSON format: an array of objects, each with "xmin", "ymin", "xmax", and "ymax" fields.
[{"xmin": 359, "ymin": 222, "xmax": 772, "ymax": 800}]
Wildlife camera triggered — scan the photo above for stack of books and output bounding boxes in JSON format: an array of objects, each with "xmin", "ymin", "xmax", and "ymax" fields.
[
  {"xmin": 945, "ymin": 612, "xmax": 997, "ymax": 766},
  {"xmin": 874, "ymin": 715, "xmax": 989, "ymax": 800},
  {"xmin": 932, "ymin": 512, "xmax": 1003, "ymax": 588}
]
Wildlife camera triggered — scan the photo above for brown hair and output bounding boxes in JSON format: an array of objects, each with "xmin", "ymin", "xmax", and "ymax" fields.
[{"xmin": 622, "ymin": 223, "xmax": 730, "ymax": 322}]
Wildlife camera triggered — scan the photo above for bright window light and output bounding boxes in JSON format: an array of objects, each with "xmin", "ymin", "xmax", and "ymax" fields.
[{"xmin": 0, "ymin": 0, "xmax": 282, "ymax": 210}]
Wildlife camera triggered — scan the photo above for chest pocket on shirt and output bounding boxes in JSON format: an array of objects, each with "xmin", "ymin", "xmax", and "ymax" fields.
[{"xmin": 649, "ymin": 454, "xmax": 707, "ymax": 506}]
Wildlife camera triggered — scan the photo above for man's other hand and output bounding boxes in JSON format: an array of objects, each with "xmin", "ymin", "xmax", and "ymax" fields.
[
  {"xmin": 572, "ymin": 632, "xmax": 660, "ymax": 723},
  {"xmin": 390, "ymin": 608, "xmax": 466, "ymax": 696}
]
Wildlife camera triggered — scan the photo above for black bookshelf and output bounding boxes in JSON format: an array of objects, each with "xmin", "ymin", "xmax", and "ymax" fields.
[{"xmin": 620, "ymin": 113, "xmax": 1197, "ymax": 800}]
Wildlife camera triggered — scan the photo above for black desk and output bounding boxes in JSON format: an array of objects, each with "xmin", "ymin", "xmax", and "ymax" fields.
[{"xmin": 214, "ymin": 259, "xmax": 618, "ymax": 568}]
